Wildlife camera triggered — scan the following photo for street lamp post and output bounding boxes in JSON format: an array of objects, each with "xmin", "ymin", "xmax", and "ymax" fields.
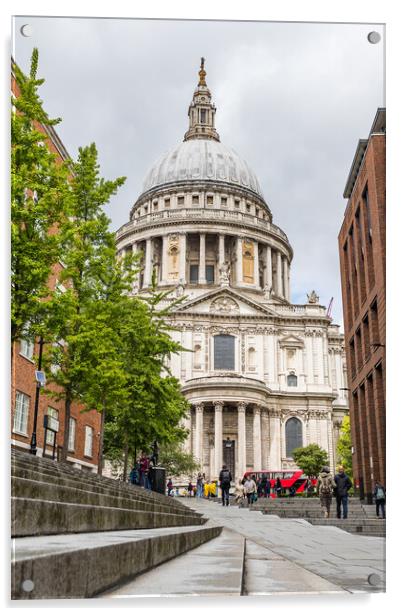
[{"xmin": 30, "ymin": 336, "xmax": 45, "ymax": 455}]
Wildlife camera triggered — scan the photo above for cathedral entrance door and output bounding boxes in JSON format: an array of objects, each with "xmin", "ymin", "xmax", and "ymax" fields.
[{"xmin": 223, "ymin": 439, "xmax": 235, "ymax": 479}]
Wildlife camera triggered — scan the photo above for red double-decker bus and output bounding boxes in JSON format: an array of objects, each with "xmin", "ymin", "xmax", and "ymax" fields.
[{"xmin": 243, "ymin": 469, "xmax": 316, "ymax": 497}]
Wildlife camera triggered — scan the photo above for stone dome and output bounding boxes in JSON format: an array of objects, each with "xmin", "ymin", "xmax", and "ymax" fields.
[{"xmin": 141, "ymin": 139, "xmax": 264, "ymax": 198}]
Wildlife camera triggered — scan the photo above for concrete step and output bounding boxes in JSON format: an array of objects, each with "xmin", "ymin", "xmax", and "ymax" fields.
[
  {"xmin": 11, "ymin": 449, "xmax": 191, "ymax": 513},
  {"xmin": 11, "ymin": 474, "xmax": 199, "ymax": 518},
  {"xmin": 307, "ymin": 518, "xmax": 386, "ymax": 537},
  {"xmin": 11, "ymin": 524, "xmax": 223, "ymax": 599},
  {"xmin": 260, "ymin": 510, "xmax": 377, "ymax": 520},
  {"xmin": 11, "ymin": 451, "xmax": 190, "ymax": 514},
  {"xmin": 102, "ymin": 527, "xmax": 245, "ymax": 597},
  {"xmin": 11, "ymin": 496, "xmax": 205, "ymax": 537}
]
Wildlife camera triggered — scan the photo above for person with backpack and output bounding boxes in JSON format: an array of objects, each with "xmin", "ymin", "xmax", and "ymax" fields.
[
  {"xmin": 317, "ymin": 466, "xmax": 336, "ymax": 518},
  {"xmin": 373, "ymin": 480, "xmax": 386, "ymax": 518},
  {"xmin": 334, "ymin": 465, "xmax": 352, "ymax": 519},
  {"xmin": 219, "ymin": 464, "xmax": 232, "ymax": 506}
]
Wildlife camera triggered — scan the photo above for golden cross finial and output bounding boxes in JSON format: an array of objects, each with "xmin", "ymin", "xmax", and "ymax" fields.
[{"xmin": 198, "ymin": 57, "xmax": 207, "ymax": 86}]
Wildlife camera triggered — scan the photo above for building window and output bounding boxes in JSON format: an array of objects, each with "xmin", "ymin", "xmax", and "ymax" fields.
[
  {"xmin": 68, "ymin": 417, "xmax": 76, "ymax": 452},
  {"xmin": 84, "ymin": 426, "xmax": 94, "ymax": 458},
  {"xmin": 206, "ymin": 264, "xmax": 215, "ymax": 284},
  {"xmin": 362, "ymin": 185, "xmax": 372, "ymax": 240},
  {"xmin": 46, "ymin": 407, "xmax": 59, "ymax": 445},
  {"xmin": 153, "ymin": 201, "xmax": 158, "ymax": 211},
  {"xmin": 206, "ymin": 195, "xmax": 214, "ymax": 206},
  {"xmin": 177, "ymin": 196, "xmax": 185, "ymax": 206},
  {"xmin": 190, "ymin": 264, "xmax": 199, "ymax": 283},
  {"xmin": 13, "ymin": 391, "xmax": 30, "ymax": 435},
  {"xmin": 164, "ymin": 197, "xmax": 170, "ymax": 208},
  {"xmin": 234, "ymin": 199, "xmax": 240, "ymax": 208},
  {"xmin": 192, "ymin": 194, "xmax": 199, "ymax": 205},
  {"xmin": 287, "ymin": 374, "xmax": 298, "ymax": 387},
  {"xmin": 200, "ymin": 109, "xmax": 206, "ymax": 123},
  {"xmin": 20, "ymin": 338, "xmax": 34, "ymax": 361},
  {"xmin": 214, "ymin": 334, "xmax": 235, "ymax": 371},
  {"xmin": 246, "ymin": 203, "xmax": 251, "ymax": 212},
  {"xmin": 221, "ymin": 196, "xmax": 227, "ymax": 206},
  {"xmin": 285, "ymin": 417, "xmax": 303, "ymax": 458},
  {"xmin": 143, "ymin": 205, "xmax": 148, "ymax": 214},
  {"xmin": 193, "ymin": 344, "xmax": 202, "ymax": 369}
]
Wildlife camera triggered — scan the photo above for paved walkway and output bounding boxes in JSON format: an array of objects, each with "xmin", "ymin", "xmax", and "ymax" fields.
[{"xmin": 185, "ymin": 498, "xmax": 385, "ymax": 594}]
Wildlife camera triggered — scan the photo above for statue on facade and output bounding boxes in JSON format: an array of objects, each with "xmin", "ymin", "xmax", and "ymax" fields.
[
  {"xmin": 307, "ymin": 290, "xmax": 319, "ymax": 304},
  {"xmin": 219, "ymin": 261, "xmax": 230, "ymax": 286},
  {"xmin": 175, "ymin": 280, "xmax": 185, "ymax": 297},
  {"xmin": 263, "ymin": 283, "xmax": 272, "ymax": 300}
]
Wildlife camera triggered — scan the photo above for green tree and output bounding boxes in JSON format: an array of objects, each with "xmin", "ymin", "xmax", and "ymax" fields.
[
  {"xmin": 158, "ymin": 442, "xmax": 200, "ymax": 478},
  {"xmin": 292, "ymin": 443, "xmax": 329, "ymax": 478},
  {"xmin": 336, "ymin": 415, "xmax": 353, "ymax": 479},
  {"xmin": 11, "ymin": 49, "xmax": 70, "ymax": 347},
  {"xmin": 44, "ymin": 143, "xmax": 126, "ymax": 461}
]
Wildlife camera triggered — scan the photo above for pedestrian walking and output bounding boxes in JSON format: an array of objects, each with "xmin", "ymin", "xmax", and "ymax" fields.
[
  {"xmin": 260, "ymin": 473, "xmax": 268, "ymax": 498},
  {"xmin": 334, "ymin": 465, "xmax": 352, "ymax": 519},
  {"xmin": 373, "ymin": 480, "xmax": 386, "ymax": 518},
  {"xmin": 167, "ymin": 478, "xmax": 173, "ymax": 496},
  {"xmin": 139, "ymin": 453, "xmax": 150, "ymax": 489},
  {"xmin": 275, "ymin": 477, "xmax": 282, "ymax": 498},
  {"xmin": 219, "ymin": 464, "xmax": 232, "ymax": 506},
  {"xmin": 244, "ymin": 476, "xmax": 257, "ymax": 505},
  {"xmin": 317, "ymin": 466, "xmax": 336, "ymax": 518},
  {"xmin": 187, "ymin": 481, "xmax": 194, "ymax": 497},
  {"xmin": 234, "ymin": 479, "xmax": 245, "ymax": 504},
  {"xmin": 196, "ymin": 472, "xmax": 203, "ymax": 498}
]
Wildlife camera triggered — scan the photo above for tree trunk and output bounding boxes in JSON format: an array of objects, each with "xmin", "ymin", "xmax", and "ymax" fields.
[
  {"xmin": 122, "ymin": 442, "xmax": 129, "ymax": 482},
  {"xmin": 97, "ymin": 407, "xmax": 106, "ymax": 475},
  {"xmin": 61, "ymin": 391, "xmax": 72, "ymax": 462}
]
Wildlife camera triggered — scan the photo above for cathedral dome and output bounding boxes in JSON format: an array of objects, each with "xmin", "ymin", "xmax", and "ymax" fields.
[{"xmin": 141, "ymin": 139, "xmax": 263, "ymax": 198}]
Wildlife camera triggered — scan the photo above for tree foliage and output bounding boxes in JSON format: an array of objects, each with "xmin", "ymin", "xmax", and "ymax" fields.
[
  {"xmin": 158, "ymin": 441, "xmax": 200, "ymax": 478},
  {"xmin": 336, "ymin": 415, "xmax": 353, "ymax": 478},
  {"xmin": 292, "ymin": 443, "xmax": 329, "ymax": 478},
  {"xmin": 11, "ymin": 49, "xmax": 70, "ymax": 344}
]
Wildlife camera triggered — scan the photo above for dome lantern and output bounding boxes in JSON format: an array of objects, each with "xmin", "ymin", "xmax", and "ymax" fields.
[{"xmin": 184, "ymin": 58, "xmax": 220, "ymax": 143}]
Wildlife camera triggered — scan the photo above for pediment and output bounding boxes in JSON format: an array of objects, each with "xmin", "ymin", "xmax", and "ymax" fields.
[
  {"xmin": 173, "ymin": 287, "xmax": 277, "ymax": 317},
  {"xmin": 278, "ymin": 333, "xmax": 305, "ymax": 348}
]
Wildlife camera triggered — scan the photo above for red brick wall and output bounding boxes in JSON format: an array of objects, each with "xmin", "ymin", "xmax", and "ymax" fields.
[{"xmin": 338, "ymin": 130, "xmax": 385, "ymax": 497}]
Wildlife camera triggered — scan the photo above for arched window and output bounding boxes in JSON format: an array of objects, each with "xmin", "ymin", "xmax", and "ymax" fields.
[
  {"xmin": 248, "ymin": 347, "xmax": 256, "ymax": 369},
  {"xmin": 193, "ymin": 344, "xmax": 202, "ymax": 369},
  {"xmin": 287, "ymin": 373, "xmax": 298, "ymax": 387},
  {"xmin": 214, "ymin": 334, "xmax": 235, "ymax": 371},
  {"xmin": 285, "ymin": 417, "xmax": 303, "ymax": 458}
]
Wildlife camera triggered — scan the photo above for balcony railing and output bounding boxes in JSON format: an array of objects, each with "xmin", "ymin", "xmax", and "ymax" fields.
[{"xmin": 116, "ymin": 208, "xmax": 289, "ymax": 243}]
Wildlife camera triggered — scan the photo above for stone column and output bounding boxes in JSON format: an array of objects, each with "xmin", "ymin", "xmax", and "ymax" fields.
[
  {"xmin": 253, "ymin": 241, "xmax": 259, "ymax": 288},
  {"xmin": 268, "ymin": 410, "xmax": 281, "ymax": 469},
  {"xmin": 266, "ymin": 245, "xmax": 273, "ymax": 289},
  {"xmin": 161, "ymin": 235, "xmax": 169, "ymax": 284},
  {"xmin": 253, "ymin": 406, "xmax": 262, "ymax": 470},
  {"xmin": 179, "ymin": 232, "xmax": 187, "ymax": 283},
  {"xmin": 218, "ymin": 235, "xmax": 225, "ymax": 268},
  {"xmin": 236, "ymin": 237, "xmax": 243, "ymax": 284},
  {"xmin": 194, "ymin": 403, "xmax": 204, "ymax": 465},
  {"xmin": 276, "ymin": 251, "xmax": 283, "ymax": 297},
  {"xmin": 213, "ymin": 401, "xmax": 223, "ymax": 478},
  {"xmin": 237, "ymin": 402, "xmax": 247, "ymax": 478},
  {"xmin": 199, "ymin": 233, "xmax": 206, "ymax": 284},
  {"xmin": 144, "ymin": 238, "xmax": 153, "ymax": 287},
  {"xmin": 183, "ymin": 410, "xmax": 192, "ymax": 453},
  {"xmin": 283, "ymin": 258, "xmax": 289, "ymax": 300}
]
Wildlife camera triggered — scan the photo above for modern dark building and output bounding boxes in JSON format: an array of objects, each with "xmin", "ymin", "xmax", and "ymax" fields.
[{"xmin": 338, "ymin": 108, "xmax": 385, "ymax": 501}]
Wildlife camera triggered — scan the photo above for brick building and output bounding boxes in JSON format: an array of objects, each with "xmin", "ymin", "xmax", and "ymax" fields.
[
  {"xmin": 338, "ymin": 108, "xmax": 385, "ymax": 501},
  {"xmin": 11, "ymin": 65, "xmax": 101, "ymax": 471}
]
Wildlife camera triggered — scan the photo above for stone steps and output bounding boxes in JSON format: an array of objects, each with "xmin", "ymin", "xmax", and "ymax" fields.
[
  {"xmin": 101, "ymin": 527, "xmax": 245, "ymax": 597},
  {"xmin": 11, "ymin": 449, "xmax": 205, "ymax": 537},
  {"xmin": 11, "ymin": 450, "xmax": 190, "ymax": 514},
  {"xmin": 306, "ymin": 518, "xmax": 386, "ymax": 537},
  {"xmin": 11, "ymin": 524, "xmax": 223, "ymax": 599}
]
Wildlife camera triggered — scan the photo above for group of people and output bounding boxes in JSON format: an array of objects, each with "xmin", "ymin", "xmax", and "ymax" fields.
[
  {"xmin": 129, "ymin": 444, "xmax": 159, "ymax": 490},
  {"xmin": 317, "ymin": 465, "xmax": 386, "ymax": 519}
]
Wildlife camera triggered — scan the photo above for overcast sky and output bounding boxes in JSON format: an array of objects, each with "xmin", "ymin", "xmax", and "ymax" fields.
[{"xmin": 13, "ymin": 17, "xmax": 384, "ymax": 328}]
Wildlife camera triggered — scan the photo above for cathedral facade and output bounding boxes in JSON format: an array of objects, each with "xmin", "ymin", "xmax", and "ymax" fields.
[{"xmin": 116, "ymin": 60, "xmax": 349, "ymax": 481}]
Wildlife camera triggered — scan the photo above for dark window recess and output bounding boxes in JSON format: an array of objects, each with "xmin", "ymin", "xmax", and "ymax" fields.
[
  {"xmin": 200, "ymin": 109, "xmax": 206, "ymax": 123},
  {"xmin": 190, "ymin": 264, "xmax": 199, "ymax": 283},
  {"xmin": 206, "ymin": 264, "xmax": 215, "ymax": 284},
  {"xmin": 287, "ymin": 374, "xmax": 298, "ymax": 387},
  {"xmin": 285, "ymin": 417, "xmax": 303, "ymax": 458},
  {"xmin": 214, "ymin": 335, "xmax": 235, "ymax": 371}
]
